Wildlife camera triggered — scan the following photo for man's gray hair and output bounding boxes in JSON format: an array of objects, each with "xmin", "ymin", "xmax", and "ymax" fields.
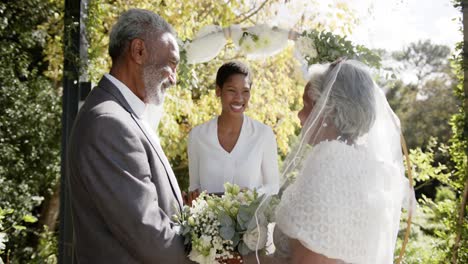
[
  {"xmin": 108, "ymin": 9, "xmax": 175, "ymax": 61},
  {"xmin": 308, "ymin": 60, "xmax": 376, "ymax": 140}
]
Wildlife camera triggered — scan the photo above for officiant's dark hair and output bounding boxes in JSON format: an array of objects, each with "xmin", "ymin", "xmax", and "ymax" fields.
[
  {"xmin": 109, "ymin": 9, "xmax": 175, "ymax": 62},
  {"xmin": 216, "ymin": 61, "xmax": 253, "ymax": 88}
]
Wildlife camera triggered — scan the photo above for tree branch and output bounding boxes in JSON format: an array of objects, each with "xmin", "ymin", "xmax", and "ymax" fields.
[{"xmin": 234, "ymin": 0, "xmax": 271, "ymax": 24}]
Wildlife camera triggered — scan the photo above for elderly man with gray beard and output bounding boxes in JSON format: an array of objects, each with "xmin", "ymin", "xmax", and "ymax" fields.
[{"xmin": 67, "ymin": 9, "xmax": 193, "ymax": 263}]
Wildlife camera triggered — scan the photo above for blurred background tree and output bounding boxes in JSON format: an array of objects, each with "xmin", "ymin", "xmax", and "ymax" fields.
[{"xmin": 382, "ymin": 40, "xmax": 457, "ymax": 150}]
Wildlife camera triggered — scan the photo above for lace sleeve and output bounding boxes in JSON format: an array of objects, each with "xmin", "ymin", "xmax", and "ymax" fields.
[{"xmin": 275, "ymin": 141, "xmax": 397, "ymax": 264}]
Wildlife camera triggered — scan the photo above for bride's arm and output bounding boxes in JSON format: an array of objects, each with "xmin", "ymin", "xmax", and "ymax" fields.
[{"xmin": 290, "ymin": 239, "xmax": 339, "ymax": 264}]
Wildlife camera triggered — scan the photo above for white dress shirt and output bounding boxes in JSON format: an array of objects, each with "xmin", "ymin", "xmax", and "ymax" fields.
[
  {"xmin": 188, "ymin": 115, "xmax": 280, "ymax": 195},
  {"xmin": 104, "ymin": 74, "xmax": 160, "ymax": 143}
]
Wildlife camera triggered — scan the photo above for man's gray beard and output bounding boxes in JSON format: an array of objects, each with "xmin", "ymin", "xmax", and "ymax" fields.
[{"xmin": 143, "ymin": 66, "xmax": 171, "ymax": 106}]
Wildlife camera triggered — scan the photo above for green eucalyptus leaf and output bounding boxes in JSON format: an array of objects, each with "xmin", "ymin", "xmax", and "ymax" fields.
[
  {"xmin": 220, "ymin": 226, "xmax": 235, "ymax": 240},
  {"xmin": 238, "ymin": 241, "xmax": 251, "ymax": 256},
  {"xmin": 219, "ymin": 211, "xmax": 233, "ymax": 227},
  {"xmin": 231, "ymin": 232, "xmax": 240, "ymax": 247},
  {"xmin": 237, "ymin": 206, "xmax": 252, "ymax": 223},
  {"xmin": 236, "ymin": 218, "xmax": 246, "ymax": 231},
  {"xmin": 182, "ymin": 226, "xmax": 191, "ymax": 235}
]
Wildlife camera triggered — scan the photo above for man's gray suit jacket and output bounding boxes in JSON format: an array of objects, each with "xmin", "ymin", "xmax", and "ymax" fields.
[{"xmin": 67, "ymin": 76, "xmax": 190, "ymax": 263}]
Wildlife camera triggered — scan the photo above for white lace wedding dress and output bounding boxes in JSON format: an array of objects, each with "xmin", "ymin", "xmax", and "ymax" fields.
[{"xmin": 274, "ymin": 140, "xmax": 406, "ymax": 264}]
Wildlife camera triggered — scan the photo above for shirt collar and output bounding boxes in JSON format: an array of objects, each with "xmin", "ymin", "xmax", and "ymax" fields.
[{"xmin": 105, "ymin": 73, "xmax": 146, "ymax": 118}]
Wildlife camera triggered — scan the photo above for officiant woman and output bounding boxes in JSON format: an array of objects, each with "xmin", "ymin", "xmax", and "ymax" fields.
[{"xmin": 188, "ymin": 61, "xmax": 279, "ymax": 203}]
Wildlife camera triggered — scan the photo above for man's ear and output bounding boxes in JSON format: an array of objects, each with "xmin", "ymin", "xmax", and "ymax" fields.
[
  {"xmin": 129, "ymin": 38, "xmax": 145, "ymax": 65},
  {"xmin": 215, "ymin": 86, "xmax": 222, "ymax": 97}
]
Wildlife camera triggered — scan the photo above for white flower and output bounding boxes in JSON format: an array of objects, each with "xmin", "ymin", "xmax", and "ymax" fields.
[
  {"xmin": 0, "ymin": 232, "xmax": 7, "ymax": 251},
  {"xmin": 188, "ymin": 248, "xmax": 218, "ymax": 264},
  {"xmin": 236, "ymin": 192, "xmax": 246, "ymax": 204},
  {"xmin": 239, "ymin": 35, "xmax": 256, "ymax": 53},
  {"xmin": 191, "ymin": 199, "xmax": 208, "ymax": 215},
  {"xmin": 231, "ymin": 25, "xmax": 289, "ymax": 59},
  {"xmin": 199, "ymin": 235, "xmax": 212, "ymax": 249},
  {"xmin": 241, "ymin": 25, "xmax": 289, "ymax": 59},
  {"xmin": 295, "ymin": 36, "xmax": 318, "ymax": 59},
  {"xmin": 223, "ymin": 199, "xmax": 233, "ymax": 210},
  {"xmin": 188, "ymin": 216, "xmax": 196, "ymax": 226},
  {"xmin": 243, "ymin": 226, "xmax": 268, "ymax": 251},
  {"xmin": 185, "ymin": 25, "xmax": 227, "ymax": 64}
]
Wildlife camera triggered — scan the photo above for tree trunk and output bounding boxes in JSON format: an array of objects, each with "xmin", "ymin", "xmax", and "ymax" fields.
[{"xmin": 39, "ymin": 183, "xmax": 60, "ymax": 231}]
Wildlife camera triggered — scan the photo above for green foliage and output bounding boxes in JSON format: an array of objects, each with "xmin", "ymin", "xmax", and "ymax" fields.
[
  {"xmin": 396, "ymin": 139, "xmax": 459, "ymax": 263},
  {"xmin": 410, "ymin": 138, "xmax": 451, "ymax": 185},
  {"xmin": 396, "ymin": 190, "xmax": 455, "ymax": 263},
  {"xmin": 443, "ymin": 2, "xmax": 468, "ymax": 261},
  {"xmin": 29, "ymin": 227, "xmax": 58, "ymax": 264},
  {"xmin": 448, "ymin": 16, "xmax": 468, "ymax": 260},
  {"xmin": 301, "ymin": 29, "xmax": 381, "ymax": 68},
  {"xmin": 0, "ymin": 0, "xmax": 62, "ymax": 262},
  {"xmin": 0, "ymin": 208, "xmax": 38, "ymax": 256}
]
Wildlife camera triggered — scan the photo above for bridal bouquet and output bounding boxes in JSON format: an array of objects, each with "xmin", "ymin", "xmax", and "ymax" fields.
[{"xmin": 173, "ymin": 183, "xmax": 276, "ymax": 264}]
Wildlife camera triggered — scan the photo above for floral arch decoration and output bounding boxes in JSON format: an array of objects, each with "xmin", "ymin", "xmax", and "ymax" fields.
[
  {"xmin": 179, "ymin": 24, "xmax": 413, "ymax": 264},
  {"xmin": 179, "ymin": 24, "xmax": 380, "ymax": 75}
]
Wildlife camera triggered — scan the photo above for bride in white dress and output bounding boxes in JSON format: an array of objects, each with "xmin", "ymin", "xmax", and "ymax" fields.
[{"xmin": 247, "ymin": 59, "xmax": 414, "ymax": 264}]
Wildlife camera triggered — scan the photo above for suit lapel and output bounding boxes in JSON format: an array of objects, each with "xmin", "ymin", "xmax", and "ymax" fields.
[
  {"xmin": 131, "ymin": 114, "xmax": 183, "ymax": 211},
  {"xmin": 99, "ymin": 77, "xmax": 183, "ymax": 211}
]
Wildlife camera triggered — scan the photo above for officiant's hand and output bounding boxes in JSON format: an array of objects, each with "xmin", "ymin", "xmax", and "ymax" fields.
[{"xmin": 188, "ymin": 189, "xmax": 200, "ymax": 206}]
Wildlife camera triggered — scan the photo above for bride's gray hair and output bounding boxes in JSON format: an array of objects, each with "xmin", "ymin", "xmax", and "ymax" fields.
[
  {"xmin": 109, "ymin": 9, "xmax": 175, "ymax": 62},
  {"xmin": 307, "ymin": 60, "xmax": 376, "ymax": 141}
]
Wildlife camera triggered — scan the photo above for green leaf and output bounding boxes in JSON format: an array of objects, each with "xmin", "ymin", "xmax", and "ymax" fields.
[
  {"xmin": 231, "ymin": 232, "xmax": 240, "ymax": 247},
  {"xmin": 237, "ymin": 206, "xmax": 253, "ymax": 224},
  {"xmin": 5, "ymin": 209, "xmax": 14, "ymax": 215},
  {"xmin": 182, "ymin": 225, "xmax": 191, "ymax": 236},
  {"xmin": 218, "ymin": 211, "xmax": 233, "ymax": 227},
  {"xmin": 13, "ymin": 225, "xmax": 26, "ymax": 231},
  {"xmin": 22, "ymin": 214, "xmax": 38, "ymax": 223},
  {"xmin": 247, "ymin": 214, "xmax": 265, "ymax": 231},
  {"xmin": 220, "ymin": 226, "xmax": 235, "ymax": 240},
  {"xmin": 238, "ymin": 241, "xmax": 251, "ymax": 256}
]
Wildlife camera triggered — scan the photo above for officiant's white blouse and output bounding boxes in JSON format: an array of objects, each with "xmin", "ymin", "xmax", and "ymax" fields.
[{"xmin": 188, "ymin": 115, "xmax": 279, "ymax": 195}]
